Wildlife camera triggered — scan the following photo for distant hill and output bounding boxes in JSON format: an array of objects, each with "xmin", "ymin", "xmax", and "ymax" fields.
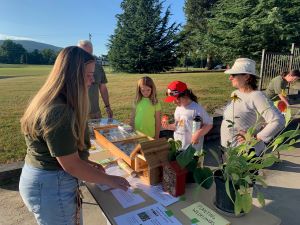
[{"xmin": 0, "ymin": 40, "xmax": 62, "ymax": 52}]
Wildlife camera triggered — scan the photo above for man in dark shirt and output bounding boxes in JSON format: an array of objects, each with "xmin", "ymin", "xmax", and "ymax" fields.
[{"xmin": 78, "ymin": 40, "xmax": 113, "ymax": 119}]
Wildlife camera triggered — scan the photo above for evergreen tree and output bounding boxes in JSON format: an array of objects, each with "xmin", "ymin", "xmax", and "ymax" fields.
[
  {"xmin": 180, "ymin": 0, "xmax": 218, "ymax": 69},
  {"xmin": 108, "ymin": 0, "xmax": 181, "ymax": 73},
  {"xmin": 206, "ymin": 0, "xmax": 300, "ymax": 63}
]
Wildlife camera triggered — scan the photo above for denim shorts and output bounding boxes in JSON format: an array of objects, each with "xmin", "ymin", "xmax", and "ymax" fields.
[{"xmin": 19, "ymin": 163, "xmax": 81, "ymax": 225}]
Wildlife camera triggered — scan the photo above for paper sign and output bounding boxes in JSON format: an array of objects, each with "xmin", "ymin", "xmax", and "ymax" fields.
[
  {"xmin": 181, "ymin": 202, "xmax": 230, "ymax": 225},
  {"xmin": 142, "ymin": 184, "xmax": 179, "ymax": 206},
  {"xmin": 114, "ymin": 203, "xmax": 182, "ymax": 225},
  {"xmin": 111, "ymin": 188, "xmax": 145, "ymax": 208}
]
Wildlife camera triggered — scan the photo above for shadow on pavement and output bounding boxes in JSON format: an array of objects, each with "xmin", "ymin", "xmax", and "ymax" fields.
[
  {"xmin": 253, "ymin": 185, "xmax": 300, "ymax": 225},
  {"xmin": 0, "ymin": 177, "xmax": 20, "ymax": 191}
]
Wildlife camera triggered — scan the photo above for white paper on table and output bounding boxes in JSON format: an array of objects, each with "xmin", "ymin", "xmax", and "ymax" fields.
[
  {"xmin": 142, "ymin": 184, "xmax": 179, "ymax": 206},
  {"xmin": 105, "ymin": 164, "xmax": 127, "ymax": 177},
  {"xmin": 111, "ymin": 188, "xmax": 145, "ymax": 208},
  {"xmin": 114, "ymin": 203, "xmax": 182, "ymax": 225},
  {"xmin": 126, "ymin": 175, "xmax": 148, "ymax": 188},
  {"xmin": 97, "ymin": 165, "xmax": 128, "ymax": 191},
  {"xmin": 88, "ymin": 139, "xmax": 104, "ymax": 154}
]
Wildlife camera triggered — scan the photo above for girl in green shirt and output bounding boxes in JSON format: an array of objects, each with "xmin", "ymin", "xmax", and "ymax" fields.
[{"xmin": 130, "ymin": 76, "xmax": 161, "ymax": 139}]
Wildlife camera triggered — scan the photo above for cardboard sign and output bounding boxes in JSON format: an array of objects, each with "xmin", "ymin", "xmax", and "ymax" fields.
[{"xmin": 182, "ymin": 202, "xmax": 230, "ymax": 225}]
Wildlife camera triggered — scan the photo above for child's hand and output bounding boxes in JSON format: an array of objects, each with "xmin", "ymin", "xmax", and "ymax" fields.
[
  {"xmin": 161, "ymin": 115, "xmax": 169, "ymax": 128},
  {"xmin": 191, "ymin": 134, "xmax": 200, "ymax": 144}
]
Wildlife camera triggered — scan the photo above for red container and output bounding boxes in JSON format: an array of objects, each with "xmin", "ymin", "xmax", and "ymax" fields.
[{"xmin": 162, "ymin": 161, "xmax": 187, "ymax": 197}]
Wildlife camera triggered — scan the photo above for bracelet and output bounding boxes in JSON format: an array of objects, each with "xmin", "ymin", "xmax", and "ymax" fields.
[{"xmin": 104, "ymin": 104, "xmax": 110, "ymax": 108}]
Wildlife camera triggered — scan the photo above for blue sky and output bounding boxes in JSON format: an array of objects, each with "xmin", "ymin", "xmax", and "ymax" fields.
[{"xmin": 0, "ymin": 0, "xmax": 185, "ymax": 56}]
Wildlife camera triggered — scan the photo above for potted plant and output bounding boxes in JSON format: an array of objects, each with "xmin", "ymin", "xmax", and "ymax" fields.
[
  {"xmin": 210, "ymin": 91, "xmax": 299, "ymax": 216},
  {"xmin": 166, "ymin": 106, "xmax": 299, "ymax": 216},
  {"xmin": 167, "ymin": 138, "xmax": 213, "ymax": 189},
  {"xmin": 211, "ymin": 118, "xmax": 299, "ymax": 216}
]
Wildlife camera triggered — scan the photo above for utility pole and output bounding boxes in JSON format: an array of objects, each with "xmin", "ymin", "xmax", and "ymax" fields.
[{"xmin": 89, "ymin": 33, "xmax": 92, "ymax": 42}]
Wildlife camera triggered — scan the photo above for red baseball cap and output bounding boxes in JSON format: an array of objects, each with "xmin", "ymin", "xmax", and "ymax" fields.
[{"xmin": 164, "ymin": 81, "xmax": 188, "ymax": 102}]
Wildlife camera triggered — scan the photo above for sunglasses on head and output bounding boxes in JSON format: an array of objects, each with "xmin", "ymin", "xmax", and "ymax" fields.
[
  {"xmin": 166, "ymin": 89, "xmax": 185, "ymax": 98},
  {"xmin": 166, "ymin": 89, "xmax": 178, "ymax": 96},
  {"xmin": 230, "ymin": 74, "xmax": 246, "ymax": 77}
]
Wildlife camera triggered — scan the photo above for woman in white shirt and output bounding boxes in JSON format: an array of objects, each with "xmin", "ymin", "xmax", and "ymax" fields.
[{"xmin": 220, "ymin": 58, "xmax": 285, "ymax": 155}]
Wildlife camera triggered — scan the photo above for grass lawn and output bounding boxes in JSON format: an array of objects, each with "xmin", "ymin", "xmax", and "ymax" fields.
[{"xmin": 0, "ymin": 64, "xmax": 233, "ymax": 164}]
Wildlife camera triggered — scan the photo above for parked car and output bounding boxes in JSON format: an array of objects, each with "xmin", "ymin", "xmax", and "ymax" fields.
[{"xmin": 213, "ymin": 64, "xmax": 226, "ymax": 70}]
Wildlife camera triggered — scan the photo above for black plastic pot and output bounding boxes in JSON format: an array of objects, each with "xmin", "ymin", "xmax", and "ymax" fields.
[{"xmin": 214, "ymin": 169, "xmax": 236, "ymax": 214}]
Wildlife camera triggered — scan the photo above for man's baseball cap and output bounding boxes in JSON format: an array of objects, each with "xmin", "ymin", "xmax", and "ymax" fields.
[{"xmin": 164, "ymin": 81, "xmax": 188, "ymax": 102}]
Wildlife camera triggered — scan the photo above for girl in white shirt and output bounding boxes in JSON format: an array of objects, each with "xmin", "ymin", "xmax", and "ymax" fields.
[{"xmin": 162, "ymin": 81, "xmax": 213, "ymax": 151}]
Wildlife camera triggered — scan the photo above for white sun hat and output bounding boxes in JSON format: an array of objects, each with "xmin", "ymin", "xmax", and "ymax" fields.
[{"xmin": 224, "ymin": 58, "xmax": 260, "ymax": 78}]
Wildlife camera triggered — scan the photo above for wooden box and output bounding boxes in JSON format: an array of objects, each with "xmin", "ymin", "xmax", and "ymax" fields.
[
  {"xmin": 93, "ymin": 123, "xmax": 170, "ymax": 185},
  {"xmin": 162, "ymin": 161, "xmax": 188, "ymax": 197},
  {"xmin": 94, "ymin": 125, "xmax": 151, "ymax": 167}
]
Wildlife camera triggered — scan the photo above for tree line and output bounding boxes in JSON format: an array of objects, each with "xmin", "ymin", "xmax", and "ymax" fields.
[
  {"xmin": 108, "ymin": 0, "xmax": 300, "ymax": 72},
  {"xmin": 0, "ymin": 40, "xmax": 58, "ymax": 65}
]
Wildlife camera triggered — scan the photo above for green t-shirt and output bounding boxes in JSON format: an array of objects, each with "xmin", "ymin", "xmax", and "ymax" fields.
[
  {"xmin": 134, "ymin": 98, "xmax": 161, "ymax": 137},
  {"xmin": 89, "ymin": 62, "xmax": 108, "ymax": 115},
  {"xmin": 25, "ymin": 97, "xmax": 90, "ymax": 170},
  {"xmin": 265, "ymin": 75, "xmax": 288, "ymax": 101}
]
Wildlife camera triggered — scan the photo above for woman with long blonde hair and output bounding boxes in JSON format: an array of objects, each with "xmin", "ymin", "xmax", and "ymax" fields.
[{"xmin": 19, "ymin": 46, "xmax": 129, "ymax": 225}]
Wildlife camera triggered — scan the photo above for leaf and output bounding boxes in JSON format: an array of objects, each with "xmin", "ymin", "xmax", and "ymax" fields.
[
  {"xmin": 225, "ymin": 179, "xmax": 234, "ymax": 203},
  {"xmin": 246, "ymin": 151, "xmax": 256, "ymax": 160},
  {"xmin": 256, "ymin": 176, "xmax": 268, "ymax": 188},
  {"xmin": 176, "ymin": 144, "xmax": 196, "ymax": 168},
  {"xmin": 234, "ymin": 192, "xmax": 243, "ymax": 216},
  {"xmin": 275, "ymin": 129, "xmax": 300, "ymax": 143},
  {"xmin": 257, "ymin": 192, "xmax": 265, "ymax": 207},
  {"xmin": 244, "ymin": 175, "xmax": 252, "ymax": 184},
  {"xmin": 270, "ymin": 136, "xmax": 285, "ymax": 147},
  {"xmin": 175, "ymin": 140, "xmax": 182, "ymax": 150},
  {"xmin": 241, "ymin": 193, "xmax": 252, "ymax": 213},
  {"xmin": 289, "ymin": 139, "xmax": 296, "ymax": 145},
  {"xmin": 262, "ymin": 155, "xmax": 278, "ymax": 167},
  {"xmin": 274, "ymin": 144, "xmax": 291, "ymax": 152},
  {"xmin": 285, "ymin": 108, "xmax": 292, "ymax": 126},
  {"xmin": 193, "ymin": 167, "xmax": 213, "ymax": 189},
  {"xmin": 185, "ymin": 157, "xmax": 198, "ymax": 172},
  {"xmin": 168, "ymin": 139, "xmax": 176, "ymax": 152},
  {"xmin": 231, "ymin": 173, "xmax": 239, "ymax": 181}
]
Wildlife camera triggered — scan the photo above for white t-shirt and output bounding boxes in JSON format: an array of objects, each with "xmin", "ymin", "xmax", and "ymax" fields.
[{"xmin": 174, "ymin": 101, "xmax": 213, "ymax": 150}]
